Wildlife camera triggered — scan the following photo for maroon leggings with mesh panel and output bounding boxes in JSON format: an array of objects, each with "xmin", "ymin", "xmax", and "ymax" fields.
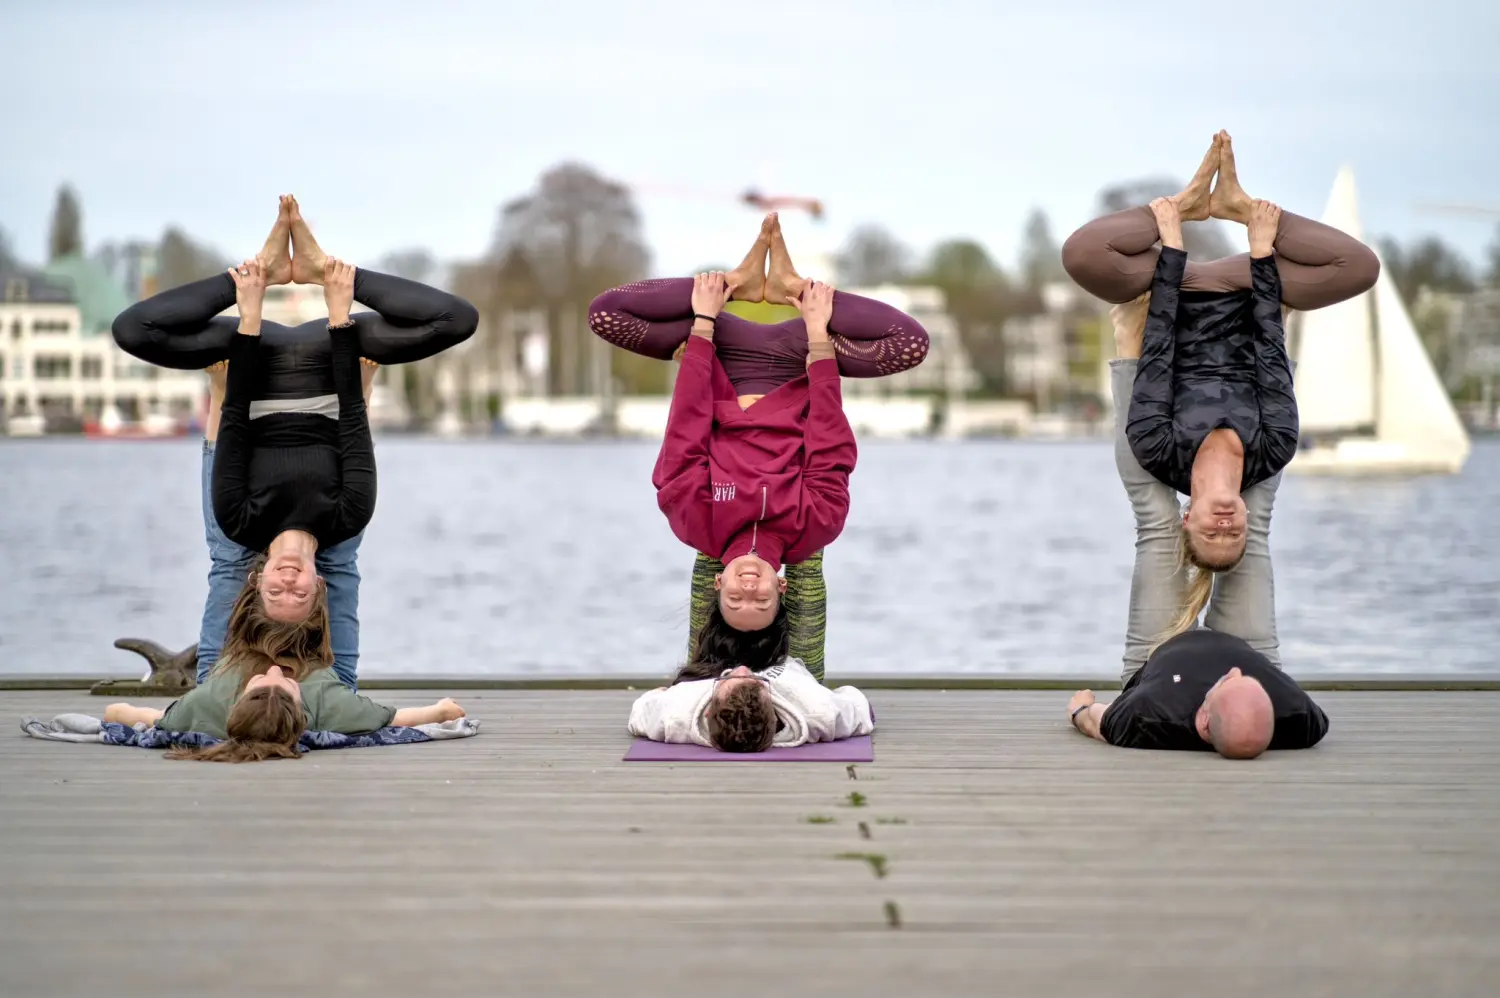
[{"xmin": 587, "ymin": 278, "xmax": 930, "ymax": 394}]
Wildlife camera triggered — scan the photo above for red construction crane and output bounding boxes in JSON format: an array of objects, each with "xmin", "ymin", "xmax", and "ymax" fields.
[
  {"xmin": 629, "ymin": 181, "xmax": 826, "ymax": 221},
  {"xmin": 738, "ymin": 189, "xmax": 825, "ymax": 220}
]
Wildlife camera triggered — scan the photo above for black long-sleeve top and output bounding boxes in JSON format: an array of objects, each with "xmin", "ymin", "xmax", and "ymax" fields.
[
  {"xmin": 1125, "ymin": 246, "xmax": 1299, "ymax": 495},
  {"xmin": 210, "ymin": 326, "xmax": 376, "ymax": 552}
]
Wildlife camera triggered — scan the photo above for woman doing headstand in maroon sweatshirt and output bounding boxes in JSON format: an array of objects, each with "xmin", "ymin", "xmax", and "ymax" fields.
[{"xmin": 589, "ymin": 214, "xmax": 929, "ymax": 646}]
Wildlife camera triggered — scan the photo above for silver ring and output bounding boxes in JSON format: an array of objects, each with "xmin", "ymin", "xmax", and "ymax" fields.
[{"xmin": 239, "ymin": 269, "xmax": 248, "ymax": 276}]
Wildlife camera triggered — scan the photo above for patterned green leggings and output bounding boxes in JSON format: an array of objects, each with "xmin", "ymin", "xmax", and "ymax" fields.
[{"xmin": 687, "ymin": 550, "xmax": 827, "ymax": 681}]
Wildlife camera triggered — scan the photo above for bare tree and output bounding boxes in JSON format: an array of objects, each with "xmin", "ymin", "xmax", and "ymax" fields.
[
  {"xmin": 1095, "ymin": 179, "xmax": 1236, "ymax": 261},
  {"xmin": 837, "ymin": 225, "xmax": 911, "ymax": 287},
  {"xmin": 487, "ymin": 162, "xmax": 649, "ymax": 395},
  {"xmin": 1487, "ymin": 224, "xmax": 1500, "ymax": 289},
  {"xmin": 921, "ymin": 239, "xmax": 1038, "ymax": 396},
  {"xmin": 48, "ymin": 184, "xmax": 84, "ymax": 261},
  {"xmin": 1378, "ymin": 235, "xmax": 1477, "ymax": 304},
  {"xmin": 1018, "ymin": 208, "xmax": 1066, "ymax": 291},
  {"xmin": 375, "ymin": 248, "xmax": 437, "ymax": 286}
]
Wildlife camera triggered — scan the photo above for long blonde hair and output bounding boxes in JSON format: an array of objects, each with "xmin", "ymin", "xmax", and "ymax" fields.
[{"xmin": 1150, "ymin": 527, "xmax": 1217, "ymax": 654}]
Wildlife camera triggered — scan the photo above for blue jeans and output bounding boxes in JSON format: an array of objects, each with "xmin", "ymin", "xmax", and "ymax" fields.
[
  {"xmin": 1111, "ymin": 360, "xmax": 1281, "ymax": 681},
  {"xmin": 196, "ymin": 439, "xmax": 364, "ymax": 689}
]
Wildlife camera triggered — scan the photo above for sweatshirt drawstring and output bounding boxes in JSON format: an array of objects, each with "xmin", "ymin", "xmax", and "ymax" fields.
[{"xmin": 749, "ymin": 485, "xmax": 767, "ymax": 555}]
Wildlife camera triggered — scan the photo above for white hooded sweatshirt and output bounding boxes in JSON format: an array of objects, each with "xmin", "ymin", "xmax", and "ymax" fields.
[{"xmin": 627, "ymin": 660, "xmax": 874, "ymax": 748}]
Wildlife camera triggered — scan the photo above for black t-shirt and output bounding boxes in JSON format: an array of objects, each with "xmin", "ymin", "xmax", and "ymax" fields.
[{"xmin": 1100, "ymin": 629, "xmax": 1329, "ymax": 751}]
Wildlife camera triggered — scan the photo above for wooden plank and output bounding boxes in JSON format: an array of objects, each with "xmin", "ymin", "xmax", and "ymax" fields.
[{"xmin": 1, "ymin": 690, "xmax": 1496, "ymax": 998}]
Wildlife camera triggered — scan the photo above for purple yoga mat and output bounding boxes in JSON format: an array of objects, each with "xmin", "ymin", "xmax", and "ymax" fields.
[{"xmin": 623, "ymin": 735, "xmax": 874, "ymax": 762}]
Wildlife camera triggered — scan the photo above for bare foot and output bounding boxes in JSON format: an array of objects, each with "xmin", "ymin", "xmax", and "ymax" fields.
[
  {"xmin": 360, "ymin": 358, "xmax": 379, "ymax": 402},
  {"xmin": 204, "ymin": 361, "xmax": 228, "ymax": 441},
  {"xmin": 435, "ymin": 697, "xmax": 466, "ymax": 722},
  {"xmin": 205, "ymin": 360, "xmax": 227, "ymax": 396},
  {"xmin": 1170, "ymin": 134, "xmax": 1219, "ymax": 222},
  {"xmin": 259, "ymin": 197, "xmax": 293, "ymax": 286},
  {"xmin": 726, "ymin": 214, "xmax": 772, "ymax": 302},
  {"xmin": 1208, "ymin": 131, "xmax": 1253, "ymax": 225},
  {"xmin": 765, "ymin": 214, "xmax": 807, "ymax": 306},
  {"xmin": 287, "ymin": 196, "xmax": 328, "ymax": 285}
]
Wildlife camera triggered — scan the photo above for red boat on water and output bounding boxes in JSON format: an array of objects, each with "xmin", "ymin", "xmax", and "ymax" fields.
[{"xmin": 82, "ymin": 408, "xmax": 192, "ymax": 440}]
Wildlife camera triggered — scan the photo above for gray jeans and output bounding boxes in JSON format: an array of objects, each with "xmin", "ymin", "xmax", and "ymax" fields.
[{"xmin": 1112, "ymin": 359, "xmax": 1281, "ymax": 680}]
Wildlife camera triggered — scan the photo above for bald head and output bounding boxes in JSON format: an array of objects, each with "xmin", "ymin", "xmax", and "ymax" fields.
[{"xmin": 1206, "ymin": 675, "xmax": 1274, "ymax": 759}]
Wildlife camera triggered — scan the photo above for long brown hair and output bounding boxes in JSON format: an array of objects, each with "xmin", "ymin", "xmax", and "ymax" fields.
[
  {"xmin": 216, "ymin": 556, "xmax": 333, "ymax": 689},
  {"xmin": 164, "ymin": 686, "xmax": 307, "ymax": 763},
  {"xmin": 166, "ymin": 558, "xmax": 331, "ymax": 764}
]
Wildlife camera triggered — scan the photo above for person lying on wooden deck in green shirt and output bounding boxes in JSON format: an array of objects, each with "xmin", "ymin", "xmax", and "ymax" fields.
[
  {"xmin": 103, "ymin": 580, "xmax": 464, "ymax": 762},
  {"xmin": 106, "ymin": 665, "xmax": 463, "ymax": 740}
]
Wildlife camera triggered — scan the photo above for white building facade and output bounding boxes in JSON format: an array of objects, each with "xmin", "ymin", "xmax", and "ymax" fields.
[{"xmin": 1, "ymin": 269, "xmax": 203, "ymax": 432}]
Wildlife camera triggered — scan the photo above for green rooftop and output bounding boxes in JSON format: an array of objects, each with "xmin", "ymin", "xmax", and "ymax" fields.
[{"xmin": 42, "ymin": 254, "xmax": 132, "ymax": 336}]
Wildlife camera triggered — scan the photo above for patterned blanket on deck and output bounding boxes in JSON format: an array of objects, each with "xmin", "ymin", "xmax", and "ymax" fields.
[{"xmin": 20, "ymin": 713, "xmax": 480, "ymax": 750}]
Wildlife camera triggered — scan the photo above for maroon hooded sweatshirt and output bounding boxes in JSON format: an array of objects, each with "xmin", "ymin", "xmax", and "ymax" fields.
[{"xmin": 651, "ymin": 335, "xmax": 857, "ymax": 569}]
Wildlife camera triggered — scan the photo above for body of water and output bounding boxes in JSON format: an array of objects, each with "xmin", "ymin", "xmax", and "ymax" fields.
[{"xmin": 1, "ymin": 438, "xmax": 1496, "ymax": 679}]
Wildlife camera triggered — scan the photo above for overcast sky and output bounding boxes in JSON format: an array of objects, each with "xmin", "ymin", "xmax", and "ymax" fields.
[{"xmin": 3, "ymin": 0, "xmax": 1496, "ymax": 279}]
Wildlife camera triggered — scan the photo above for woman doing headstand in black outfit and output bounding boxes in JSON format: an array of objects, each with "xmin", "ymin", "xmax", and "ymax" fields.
[{"xmin": 113, "ymin": 197, "xmax": 478, "ymax": 655}]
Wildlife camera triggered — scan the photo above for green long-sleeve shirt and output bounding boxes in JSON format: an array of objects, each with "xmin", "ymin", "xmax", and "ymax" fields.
[{"xmin": 158, "ymin": 668, "xmax": 396, "ymax": 740}]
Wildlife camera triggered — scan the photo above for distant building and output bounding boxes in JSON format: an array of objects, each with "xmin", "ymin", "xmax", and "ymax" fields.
[
  {"xmin": 1443, "ymin": 288, "xmax": 1500, "ymax": 427},
  {"xmin": 836, "ymin": 284, "xmax": 981, "ymax": 399},
  {"xmin": 1, "ymin": 256, "xmax": 202, "ymax": 429},
  {"xmin": 1003, "ymin": 281, "xmax": 1107, "ymax": 415},
  {"xmin": 93, "ymin": 241, "xmax": 160, "ymax": 301}
]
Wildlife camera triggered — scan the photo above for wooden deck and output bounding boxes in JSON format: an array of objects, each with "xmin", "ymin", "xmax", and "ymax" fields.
[{"xmin": 2, "ymin": 689, "xmax": 1497, "ymax": 998}]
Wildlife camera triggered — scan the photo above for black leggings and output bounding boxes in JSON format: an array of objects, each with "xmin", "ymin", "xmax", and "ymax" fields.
[{"xmin": 112, "ymin": 271, "xmax": 479, "ymax": 391}]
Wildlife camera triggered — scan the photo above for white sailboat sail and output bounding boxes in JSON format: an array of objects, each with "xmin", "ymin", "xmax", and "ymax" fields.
[
  {"xmin": 1288, "ymin": 166, "xmax": 1470, "ymax": 475},
  {"xmin": 1291, "ymin": 167, "xmax": 1376, "ymax": 434},
  {"xmin": 1371, "ymin": 252, "xmax": 1471, "ymax": 469}
]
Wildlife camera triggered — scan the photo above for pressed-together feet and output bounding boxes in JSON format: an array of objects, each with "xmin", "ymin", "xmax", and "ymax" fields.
[
  {"xmin": 1207, "ymin": 130, "xmax": 1253, "ymax": 225},
  {"xmin": 1170, "ymin": 133, "xmax": 1220, "ymax": 222},
  {"xmin": 717, "ymin": 212, "xmax": 809, "ymax": 306},
  {"xmin": 765, "ymin": 214, "xmax": 807, "ymax": 306},
  {"xmin": 288, "ymin": 195, "xmax": 329, "ymax": 285},
  {"xmin": 725, "ymin": 214, "xmax": 771, "ymax": 302},
  {"xmin": 258, "ymin": 197, "xmax": 294, "ymax": 286},
  {"xmin": 1165, "ymin": 130, "xmax": 1274, "ymax": 239}
]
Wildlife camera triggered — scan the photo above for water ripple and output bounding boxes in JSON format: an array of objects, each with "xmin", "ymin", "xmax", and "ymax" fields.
[{"xmin": 0, "ymin": 437, "xmax": 1496, "ymax": 678}]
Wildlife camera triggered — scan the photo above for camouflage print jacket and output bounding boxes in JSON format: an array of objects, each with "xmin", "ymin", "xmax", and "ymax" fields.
[{"xmin": 1125, "ymin": 246, "xmax": 1299, "ymax": 495}]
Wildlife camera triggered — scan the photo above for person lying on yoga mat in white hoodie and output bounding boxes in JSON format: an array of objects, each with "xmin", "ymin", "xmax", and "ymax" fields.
[{"xmin": 629, "ymin": 661, "xmax": 874, "ymax": 753}]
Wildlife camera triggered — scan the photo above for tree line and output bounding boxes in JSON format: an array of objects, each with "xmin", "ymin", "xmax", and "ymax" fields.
[{"xmin": 9, "ymin": 170, "xmax": 1500, "ymax": 405}]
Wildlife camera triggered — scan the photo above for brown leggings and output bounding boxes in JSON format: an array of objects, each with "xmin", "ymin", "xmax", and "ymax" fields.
[{"xmin": 1060, "ymin": 206, "xmax": 1379, "ymax": 309}]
